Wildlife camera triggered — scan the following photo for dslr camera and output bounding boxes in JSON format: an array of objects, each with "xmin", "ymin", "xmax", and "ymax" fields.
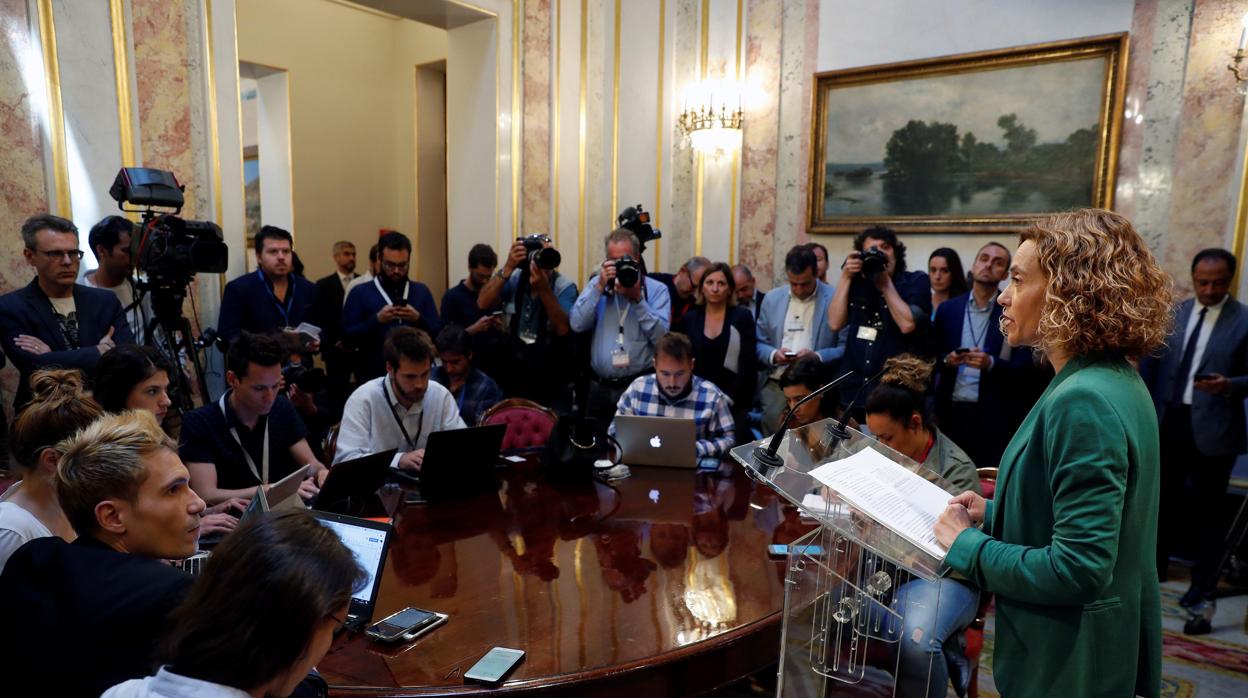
[
  {"xmin": 610, "ymin": 257, "xmax": 641, "ymax": 289},
  {"xmin": 859, "ymin": 246, "xmax": 888, "ymax": 283},
  {"xmin": 519, "ymin": 233, "xmax": 561, "ymax": 270}
]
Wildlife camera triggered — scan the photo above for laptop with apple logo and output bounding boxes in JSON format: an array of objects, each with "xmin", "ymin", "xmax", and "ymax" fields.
[{"xmin": 613, "ymin": 415, "xmax": 698, "ymax": 468}]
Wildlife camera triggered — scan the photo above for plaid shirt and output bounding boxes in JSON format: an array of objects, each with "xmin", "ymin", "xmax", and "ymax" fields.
[{"xmin": 609, "ymin": 375, "xmax": 736, "ymax": 458}]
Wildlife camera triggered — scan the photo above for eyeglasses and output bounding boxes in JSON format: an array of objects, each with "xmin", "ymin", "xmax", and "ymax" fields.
[
  {"xmin": 34, "ymin": 248, "xmax": 84, "ymax": 261},
  {"xmin": 381, "ymin": 261, "xmax": 409, "ymax": 272}
]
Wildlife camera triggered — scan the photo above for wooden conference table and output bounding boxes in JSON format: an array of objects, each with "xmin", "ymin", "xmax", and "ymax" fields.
[{"xmin": 318, "ymin": 458, "xmax": 815, "ymax": 696}]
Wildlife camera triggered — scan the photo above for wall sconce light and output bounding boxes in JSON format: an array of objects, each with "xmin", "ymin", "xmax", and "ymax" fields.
[
  {"xmin": 1229, "ymin": 13, "xmax": 1248, "ymax": 93},
  {"xmin": 678, "ymin": 80, "xmax": 744, "ymax": 155}
]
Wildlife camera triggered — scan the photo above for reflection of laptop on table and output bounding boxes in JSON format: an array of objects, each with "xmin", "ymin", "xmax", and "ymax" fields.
[
  {"xmin": 615, "ymin": 415, "xmax": 698, "ymax": 468},
  {"xmin": 312, "ymin": 511, "xmax": 393, "ymax": 631},
  {"xmin": 314, "ymin": 450, "xmax": 398, "ymax": 515},
  {"xmin": 407, "ymin": 424, "xmax": 507, "ymax": 501}
]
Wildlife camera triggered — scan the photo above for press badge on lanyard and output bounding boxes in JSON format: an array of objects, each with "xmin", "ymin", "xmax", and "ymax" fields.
[
  {"xmin": 856, "ymin": 326, "xmax": 879, "ymax": 342},
  {"xmin": 612, "ymin": 296, "xmax": 631, "ymax": 369}
]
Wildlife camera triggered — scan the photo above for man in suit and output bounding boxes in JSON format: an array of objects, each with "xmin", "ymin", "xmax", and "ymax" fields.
[
  {"xmin": 0, "ymin": 411, "xmax": 202, "ymax": 696},
  {"xmin": 0, "ymin": 214, "xmax": 134, "ymax": 409},
  {"xmin": 932, "ymin": 241, "xmax": 1048, "ymax": 470},
  {"xmin": 649, "ymin": 255, "xmax": 710, "ymax": 325},
  {"xmin": 343, "ymin": 231, "xmax": 441, "ymax": 381},
  {"xmin": 1143, "ymin": 248, "xmax": 1248, "ymax": 619},
  {"xmin": 732, "ymin": 263, "xmax": 765, "ymax": 319},
  {"xmin": 314, "ymin": 240, "xmax": 358, "ymax": 407},
  {"xmin": 217, "ymin": 225, "xmax": 320, "ymax": 349},
  {"xmin": 755, "ymin": 245, "xmax": 844, "ymax": 433}
]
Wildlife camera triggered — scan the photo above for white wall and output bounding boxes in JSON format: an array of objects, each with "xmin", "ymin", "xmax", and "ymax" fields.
[
  {"xmin": 447, "ymin": 17, "xmax": 500, "ymax": 282},
  {"xmin": 814, "ymin": 0, "xmax": 1135, "ymax": 275}
]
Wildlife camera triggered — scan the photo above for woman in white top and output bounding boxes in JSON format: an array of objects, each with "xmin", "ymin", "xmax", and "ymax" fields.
[
  {"xmin": 103, "ymin": 509, "xmax": 367, "ymax": 698},
  {"xmin": 0, "ymin": 369, "xmax": 103, "ymax": 573}
]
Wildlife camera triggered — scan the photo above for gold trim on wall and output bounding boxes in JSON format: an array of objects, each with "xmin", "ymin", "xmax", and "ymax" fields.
[
  {"xmin": 1233, "ymin": 123, "xmax": 1248, "ymax": 292},
  {"xmin": 36, "ymin": 0, "xmax": 70, "ymax": 219},
  {"xmin": 109, "ymin": 0, "xmax": 136, "ymax": 169},
  {"xmin": 204, "ymin": 0, "xmax": 224, "ymax": 226},
  {"xmin": 728, "ymin": 0, "xmax": 742, "ymax": 264},
  {"xmin": 653, "ymin": 0, "xmax": 664, "ymax": 270},
  {"xmin": 808, "ymin": 33, "xmax": 1129, "ymax": 235},
  {"xmin": 610, "ymin": 0, "xmax": 620, "ymax": 220},
  {"xmin": 553, "ymin": 0, "xmax": 560, "ymax": 247},
  {"xmin": 512, "ymin": 0, "xmax": 521, "ymax": 239},
  {"xmin": 694, "ymin": 0, "xmax": 709, "ymax": 256},
  {"xmin": 577, "ymin": 0, "xmax": 587, "ymax": 283},
  {"xmin": 413, "ymin": 64, "xmax": 421, "ymax": 276}
]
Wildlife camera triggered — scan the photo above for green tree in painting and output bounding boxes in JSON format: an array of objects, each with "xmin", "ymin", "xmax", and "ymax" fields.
[{"xmin": 883, "ymin": 120, "xmax": 962, "ymax": 177}]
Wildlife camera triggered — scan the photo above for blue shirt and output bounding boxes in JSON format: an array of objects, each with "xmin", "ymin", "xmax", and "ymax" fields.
[
  {"xmin": 500, "ymin": 269, "xmax": 578, "ymax": 342},
  {"xmin": 217, "ymin": 270, "xmax": 319, "ymax": 342},
  {"xmin": 952, "ymin": 295, "xmax": 994, "ymax": 402},
  {"xmin": 431, "ymin": 365, "xmax": 506, "ymax": 425},
  {"xmin": 178, "ymin": 393, "xmax": 308, "ymax": 490},
  {"xmin": 342, "ymin": 278, "xmax": 442, "ymax": 379},
  {"xmin": 570, "ymin": 275, "xmax": 671, "ymax": 379}
]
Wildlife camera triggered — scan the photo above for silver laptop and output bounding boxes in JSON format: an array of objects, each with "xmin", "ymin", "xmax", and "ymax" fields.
[{"xmin": 614, "ymin": 415, "xmax": 698, "ymax": 468}]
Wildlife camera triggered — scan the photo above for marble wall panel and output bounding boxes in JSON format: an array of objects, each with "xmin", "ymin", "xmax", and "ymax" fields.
[
  {"xmin": 0, "ymin": 0, "xmax": 48, "ymax": 294},
  {"xmin": 132, "ymin": 0, "xmax": 197, "ymax": 218},
  {"xmin": 1165, "ymin": 0, "xmax": 1244, "ymax": 292},
  {"xmin": 581, "ymin": 0, "xmax": 608, "ymax": 280},
  {"xmin": 522, "ymin": 0, "xmax": 552, "ymax": 232},
  {"xmin": 771, "ymin": 0, "xmax": 817, "ymax": 282},
  {"xmin": 665, "ymin": 0, "xmax": 698, "ymax": 271},
  {"xmin": 738, "ymin": 0, "xmax": 780, "ymax": 289}
]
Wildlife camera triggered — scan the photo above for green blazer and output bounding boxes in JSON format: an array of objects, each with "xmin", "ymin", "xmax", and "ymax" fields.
[{"xmin": 945, "ymin": 356, "xmax": 1161, "ymax": 697}]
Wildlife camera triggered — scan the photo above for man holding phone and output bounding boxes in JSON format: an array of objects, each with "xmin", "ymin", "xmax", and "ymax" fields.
[
  {"xmin": 343, "ymin": 231, "xmax": 441, "ymax": 381},
  {"xmin": 1143, "ymin": 248, "xmax": 1248, "ymax": 624}
]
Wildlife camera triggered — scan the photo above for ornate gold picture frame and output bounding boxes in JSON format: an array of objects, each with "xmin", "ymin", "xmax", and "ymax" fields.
[{"xmin": 808, "ymin": 33, "xmax": 1128, "ymax": 235}]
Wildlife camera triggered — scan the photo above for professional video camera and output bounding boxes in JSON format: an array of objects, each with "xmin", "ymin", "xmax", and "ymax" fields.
[
  {"xmin": 859, "ymin": 246, "xmax": 888, "ymax": 283},
  {"xmin": 519, "ymin": 233, "xmax": 561, "ymax": 270},
  {"xmin": 617, "ymin": 204, "xmax": 661, "ymax": 253},
  {"xmin": 109, "ymin": 168, "xmax": 228, "ymax": 293}
]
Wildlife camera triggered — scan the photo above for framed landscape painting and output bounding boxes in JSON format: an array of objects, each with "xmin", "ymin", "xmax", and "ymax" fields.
[{"xmin": 808, "ymin": 34, "xmax": 1128, "ymax": 235}]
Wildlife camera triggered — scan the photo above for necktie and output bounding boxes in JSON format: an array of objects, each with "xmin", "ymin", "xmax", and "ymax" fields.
[{"xmin": 1172, "ymin": 305, "xmax": 1207, "ymax": 405}]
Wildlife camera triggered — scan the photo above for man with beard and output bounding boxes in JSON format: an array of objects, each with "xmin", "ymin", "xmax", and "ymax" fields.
[
  {"xmin": 342, "ymin": 231, "xmax": 441, "ymax": 380},
  {"xmin": 334, "ymin": 327, "xmax": 465, "ymax": 472},
  {"xmin": 609, "ymin": 332, "xmax": 735, "ymax": 459},
  {"xmin": 218, "ymin": 226, "xmax": 320, "ymax": 345}
]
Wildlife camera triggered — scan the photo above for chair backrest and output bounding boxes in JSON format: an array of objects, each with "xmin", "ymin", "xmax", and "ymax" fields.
[
  {"xmin": 977, "ymin": 466, "xmax": 998, "ymax": 500},
  {"xmin": 322, "ymin": 421, "xmax": 342, "ymax": 464},
  {"xmin": 479, "ymin": 398, "xmax": 559, "ymax": 451}
]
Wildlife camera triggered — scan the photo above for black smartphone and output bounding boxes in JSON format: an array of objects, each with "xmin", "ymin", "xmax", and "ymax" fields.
[
  {"xmin": 365, "ymin": 607, "xmax": 441, "ymax": 643},
  {"xmin": 954, "ymin": 347, "xmax": 970, "ymax": 354},
  {"xmin": 1194, "ymin": 373, "xmax": 1217, "ymax": 381},
  {"xmin": 394, "ymin": 299, "xmax": 408, "ymax": 308},
  {"xmin": 464, "ymin": 647, "xmax": 525, "ymax": 684},
  {"xmin": 783, "ymin": 351, "xmax": 797, "ymax": 357}
]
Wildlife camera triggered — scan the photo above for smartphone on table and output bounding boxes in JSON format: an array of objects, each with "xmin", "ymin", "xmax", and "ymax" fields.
[
  {"xmin": 464, "ymin": 647, "xmax": 525, "ymax": 685},
  {"xmin": 365, "ymin": 607, "xmax": 445, "ymax": 643}
]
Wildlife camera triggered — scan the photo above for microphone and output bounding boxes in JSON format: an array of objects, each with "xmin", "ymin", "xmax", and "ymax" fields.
[
  {"xmin": 752, "ymin": 370, "xmax": 854, "ymax": 472},
  {"xmin": 825, "ymin": 366, "xmax": 888, "ymax": 443}
]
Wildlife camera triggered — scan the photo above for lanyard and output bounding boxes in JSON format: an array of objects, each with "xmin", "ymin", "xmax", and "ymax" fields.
[
  {"xmin": 374, "ymin": 277, "xmax": 410, "ymax": 306},
  {"xmin": 964, "ymin": 298, "xmax": 990, "ymax": 349},
  {"xmin": 257, "ymin": 270, "xmax": 294, "ymax": 326},
  {"xmin": 381, "ymin": 377, "xmax": 423, "ymax": 451},
  {"xmin": 219, "ymin": 392, "xmax": 269, "ymax": 485},
  {"xmin": 613, "ymin": 294, "xmax": 632, "ymax": 345}
]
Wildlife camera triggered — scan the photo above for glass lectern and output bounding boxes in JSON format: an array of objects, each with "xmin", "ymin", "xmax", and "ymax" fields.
[{"xmin": 731, "ymin": 419, "xmax": 961, "ymax": 697}]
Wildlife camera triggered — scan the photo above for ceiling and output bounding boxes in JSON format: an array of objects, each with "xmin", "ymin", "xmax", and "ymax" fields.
[{"xmin": 346, "ymin": 0, "xmax": 494, "ymax": 30}]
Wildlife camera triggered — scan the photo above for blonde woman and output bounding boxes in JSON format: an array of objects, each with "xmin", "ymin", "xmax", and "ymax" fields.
[{"xmin": 934, "ymin": 209, "xmax": 1170, "ymax": 697}]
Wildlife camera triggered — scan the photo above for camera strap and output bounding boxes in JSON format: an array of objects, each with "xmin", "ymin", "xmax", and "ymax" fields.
[
  {"xmin": 373, "ymin": 277, "xmax": 409, "ymax": 306},
  {"xmin": 381, "ymin": 377, "xmax": 423, "ymax": 451},
  {"xmin": 613, "ymin": 294, "xmax": 632, "ymax": 344},
  {"xmin": 219, "ymin": 392, "xmax": 269, "ymax": 485},
  {"xmin": 257, "ymin": 270, "xmax": 295, "ymax": 326}
]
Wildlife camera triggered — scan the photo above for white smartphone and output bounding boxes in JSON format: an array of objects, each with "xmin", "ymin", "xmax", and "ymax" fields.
[
  {"xmin": 464, "ymin": 647, "xmax": 525, "ymax": 684},
  {"xmin": 365, "ymin": 607, "xmax": 444, "ymax": 643}
]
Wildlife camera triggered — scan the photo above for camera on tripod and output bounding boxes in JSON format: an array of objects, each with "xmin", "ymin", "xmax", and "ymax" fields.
[{"xmin": 519, "ymin": 233, "xmax": 561, "ymax": 270}]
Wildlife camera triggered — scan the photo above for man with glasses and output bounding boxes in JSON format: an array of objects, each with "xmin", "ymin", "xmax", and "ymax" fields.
[
  {"xmin": 343, "ymin": 231, "xmax": 441, "ymax": 380},
  {"xmin": 0, "ymin": 214, "xmax": 134, "ymax": 409}
]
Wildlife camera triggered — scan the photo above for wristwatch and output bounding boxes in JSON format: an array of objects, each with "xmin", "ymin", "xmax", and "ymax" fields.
[{"xmin": 495, "ymin": 269, "xmax": 510, "ymax": 280}]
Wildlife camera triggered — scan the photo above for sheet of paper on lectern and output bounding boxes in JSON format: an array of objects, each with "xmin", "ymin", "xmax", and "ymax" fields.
[{"xmin": 808, "ymin": 446, "xmax": 950, "ymax": 560}]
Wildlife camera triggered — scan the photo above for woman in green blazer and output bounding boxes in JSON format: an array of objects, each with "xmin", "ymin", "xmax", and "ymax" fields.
[{"xmin": 934, "ymin": 209, "xmax": 1171, "ymax": 697}]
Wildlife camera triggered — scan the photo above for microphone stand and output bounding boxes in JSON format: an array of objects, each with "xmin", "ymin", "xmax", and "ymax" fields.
[
  {"xmin": 751, "ymin": 370, "xmax": 854, "ymax": 473},
  {"xmin": 824, "ymin": 366, "xmax": 887, "ymax": 446}
]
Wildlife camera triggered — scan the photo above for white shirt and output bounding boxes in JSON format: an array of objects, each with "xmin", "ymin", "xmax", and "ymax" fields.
[
  {"xmin": 0, "ymin": 482, "xmax": 54, "ymax": 576},
  {"xmin": 344, "ymin": 272, "xmax": 374, "ymax": 306},
  {"xmin": 771, "ymin": 292, "xmax": 818, "ymax": 378},
  {"xmin": 1182, "ymin": 294, "xmax": 1229, "ymax": 404},
  {"xmin": 333, "ymin": 375, "xmax": 466, "ymax": 467},
  {"xmin": 338, "ymin": 271, "xmax": 356, "ymax": 292},
  {"xmin": 84, "ymin": 272, "xmax": 145, "ymax": 342},
  {"xmin": 102, "ymin": 667, "xmax": 250, "ymax": 698}
]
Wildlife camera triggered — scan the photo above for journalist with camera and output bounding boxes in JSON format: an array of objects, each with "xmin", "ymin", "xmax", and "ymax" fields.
[
  {"xmin": 477, "ymin": 233, "xmax": 578, "ymax": 407},
  {"xmin": 571, "ymin": 227, "xmax": 671, "ymax": 420},
  {"xmin": 828, "ymin": 225, "xmax": 932, "ymax": 419}
]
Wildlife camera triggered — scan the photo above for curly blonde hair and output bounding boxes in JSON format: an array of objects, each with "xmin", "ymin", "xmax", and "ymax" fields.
[
  {"xmin": 880, "ymin": 354, "xmax": 934, "ymax": 393},
  {"xmin": 1020, "ymin": 209, "xmax": 1172, "ymax": 360}
]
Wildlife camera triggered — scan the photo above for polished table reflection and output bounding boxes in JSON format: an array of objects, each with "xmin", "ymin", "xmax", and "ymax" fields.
[{"xmin": 318, "ymin": 459, "xmax": 815, "ymax": 696}]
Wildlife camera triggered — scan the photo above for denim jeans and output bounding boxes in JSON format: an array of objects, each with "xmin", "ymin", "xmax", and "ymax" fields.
[{"xmin": 889, "ymin": 578, "xmax": 980, "ymax": 698}]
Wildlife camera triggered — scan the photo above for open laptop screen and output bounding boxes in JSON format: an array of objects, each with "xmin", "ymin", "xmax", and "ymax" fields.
[{"xmin": 313, "ymin": 513, "xmax": 391, "ymax": 609}]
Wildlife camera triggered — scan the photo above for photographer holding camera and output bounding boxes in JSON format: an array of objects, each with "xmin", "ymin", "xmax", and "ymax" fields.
[
  {"xmin": 477, "ymin": 233, "xmax": 577, "ymax": 407},
  {"xmin": 828, "ymin": 226, "xmax": 931, "ymax": 420},
  {"xmin": 571, "ymin": 228, "xmax": 671, "ymax": 420}
]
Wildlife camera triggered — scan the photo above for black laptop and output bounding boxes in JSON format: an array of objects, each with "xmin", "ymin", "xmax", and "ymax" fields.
[
  {"xmin": 311, "ymin": 510, "xmax": 393, "ymax": 630},
  {"xmin": 411, "ymin": 423, "xmax": 507, "ymax": 500},
  {"xmin": 314, "ymin": 449, "xmax": 398, "ymax": 515}
]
